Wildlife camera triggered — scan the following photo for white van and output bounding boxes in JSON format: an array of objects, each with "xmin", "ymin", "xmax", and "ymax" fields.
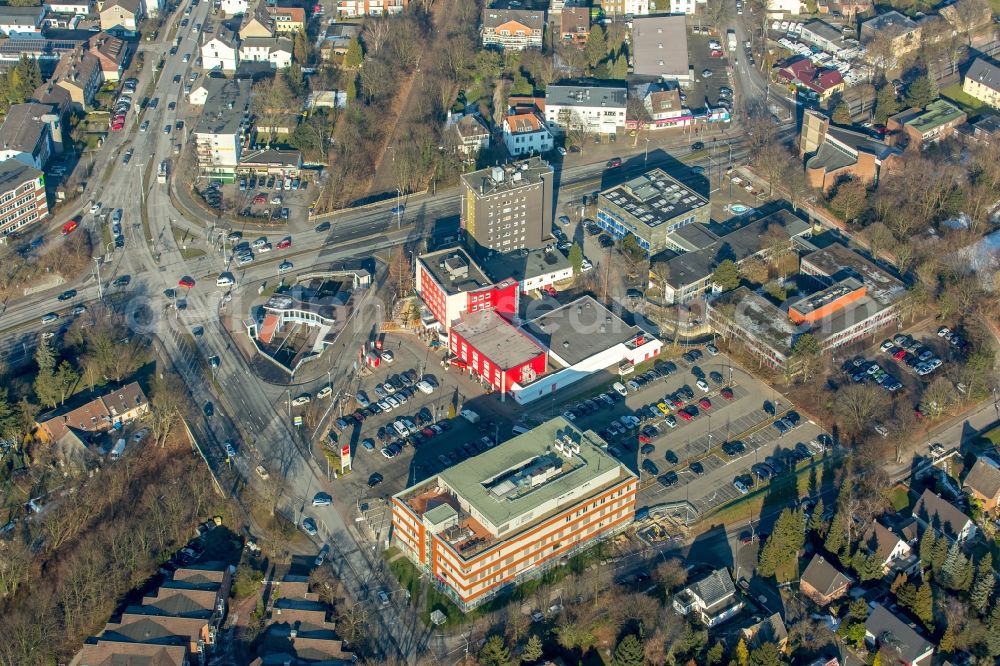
[
  {"xmin": 415, "ymin": 380, "xmax": 434, "ymax": 395},
  {"xmin": 216, "ymin": 274, "xmax": 234, "ymax": 287},
  {"xmin": 392, "ymin": 420, "xmax": 409, "ymax": 437},
  {"xmin": 109, "ymin": 438, "xmax": 127, "ymax": 460},
  {"xmin": 612, "ymin": 382, "xmax": 628, "ymax": 397}
]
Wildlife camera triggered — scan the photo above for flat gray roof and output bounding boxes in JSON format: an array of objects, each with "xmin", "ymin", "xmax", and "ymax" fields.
[
  {"xmin": 478, "ymin": 246, "xmax": 571, "ymax": 283},
  {"xmin": 789, "ymin": 277, "xmax": 864, "ymax": 316},
  {"xmin": 194, "ymin": 78, "xmax": 252, "ymax": 136},
  {"xmin": 546, "ymin": 79, "xmax": 627, "ymax": 109},
  {"xmin": 801, "ymin": 19, "xmax": 843, "ymax": 44},
  {"xmin": 0, "ymin": 159, "xmax": 41, "ymax": 194},
  {"xmin": 435, "ymin": 417, "xmax": 631, "ymax": 533},
  {"xmin": 461, "ymin": 157, "xmax": 552, "ymax": 199},
  {"xmin": 417, "ymin": 246, "xmax": 494, "ymax": 294},
  {"xmin": 521, "ymin": 295, "xmax": 640, "ymax": 367},
  {"xmin": 801, "ymin": 244, "xmax": 904, "ymax": 306},
  {"xmin": 711, "ymin": 287, "xmax": 798, "ymax": 355},
  {"xmin": 451, "ymin": 310, "xmax": 544, "ymax": 370},
  {"xmin": 631, "ymin": 14, "xmax": 689, "ymax": 78},
  {"xmin": 600, "ymin": 168, "xmax": 709, "ymax": 231}
]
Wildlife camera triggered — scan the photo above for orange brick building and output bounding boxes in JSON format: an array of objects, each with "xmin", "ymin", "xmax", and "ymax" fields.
[{"xmin": 390, "ymin": 417, "xmax": 637, "ymax": 610}]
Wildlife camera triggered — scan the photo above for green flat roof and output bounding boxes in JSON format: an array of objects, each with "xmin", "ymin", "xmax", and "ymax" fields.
[
  {"xmin": 435, "ymin": 417, "xmax": 632, "ymax": 532},
  {"xmin": 906, "ymin": 99, "xmax": 965, "ymax": 133}
]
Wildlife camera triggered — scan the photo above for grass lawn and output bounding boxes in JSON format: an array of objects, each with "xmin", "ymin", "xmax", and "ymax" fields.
[
  {"xmin": 983, "ymin": 424, "xmax": 1000, "ymax": 447},
  {"xmin": 989, "ymin": 0, "xmax": 1000, "ymax": 16},
  {"xmin": 888, "ymin": 485, "xmax": 911, "ymax": 512},
  {"xmin": 940, "ymin": 83, "xmax": 986, "ymax": 114},
  {"xmin": 773, "ymin": 557, "xmax": 799, "ymax": 584}
]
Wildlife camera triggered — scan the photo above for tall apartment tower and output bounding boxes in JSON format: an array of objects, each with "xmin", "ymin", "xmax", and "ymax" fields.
[{"xmin": 460, "ymin": 157, "xmax": 553, "ymax": 253}]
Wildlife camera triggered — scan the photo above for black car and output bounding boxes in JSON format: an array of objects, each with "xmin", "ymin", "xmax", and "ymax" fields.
[
  {"xmin": 113, "ymin": 275, "xmax": 131, "ymax": 287},
  {"xmin": 665, "ymin": 450, "xmax": 679, "ymax": 464},
  {"xmin": 203, "ymin": 402, "xmax": 214, "ymax": 417},
  {"xmin": 316, "ymin": 221, "xmax": 331, "ymax": 232},
  {"xmin": 689, "ymin": 461, "xmax": 705, "ymax": 475},
  {"xmin": 640, "ymin": 443, "xmax": 655, "ymax": 455},
  {"xmin": 598, "ymin": 234, "xmax": 615, "ymax": 248},
  {"xmin": 661, "ymin": 471, "xmax": 679, "ymax": 486},
  {"xmin": 641, "ymin": 459, "xmax": 660, "ymax": 475},
  {"xmin": 709, "ymin": 371, "xmax": 724, "ymax": 384},
  {"xmin": 691, "ymin": 141, "xmax": 705, "ymax": 151},
  {"xmin": 57, "ymin": 289, "xmax": 77, "ymax": 301}
]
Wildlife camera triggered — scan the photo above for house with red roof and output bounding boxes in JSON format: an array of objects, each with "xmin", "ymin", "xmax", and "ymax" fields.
[{"xmin": 776, "ymin": 57, "xmax": 844, "ymax": 101}]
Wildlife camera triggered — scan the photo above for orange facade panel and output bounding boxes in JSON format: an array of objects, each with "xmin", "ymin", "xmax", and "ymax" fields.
[{"xmin": 788, "ymin": 285, "xmax": 866, "ymax": 324}]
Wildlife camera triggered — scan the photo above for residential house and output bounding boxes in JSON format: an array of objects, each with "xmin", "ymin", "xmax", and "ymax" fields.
[
  {"xmin": 34, "ymin": 48, "xmax": 103, "ymax": 112},
  {"xmin": 239, "ymin": 37, "xmax": 293, "ymax": 69},
  {"xmin": 193, "ymin": 78, "xmax": 253, "ymax": 181},
  {"xmin": 201, "ymin": 25, "xmax": 239, "ymax": 72},
  {"xmin": 74, "ymin": 563, "xmax": 235, "ymax": 666},
  {"xmin": 88, "ymin": 31, "xmax": 128, "ymax": 82},
  {"xmin": 252, "ymin": 574, "xmax": 355, "ymax": 665},
  {"xmin": 630, "ymin": 14, "xmax": 689, "ymax": 81},
  {"xmin": 644, "ymin": 85, "xmax": 689, "ymax": 125},
  {"xmin": 0, "ymin": 5, "xmax": 45, "ymax": 36},
  {"xmin": 595, "ymin": 0, "xmax": 649, "ymax": 18},
  {"xmin": 44, "ymin": 1, "xmax": 93, "ymax": 14},
  {"xmin": 270, "ymin": 6, "xmax": 305, "ymax": 34},
  {"xmin": 800, "ymin": 109, "xmax": 900, "ymax": 191},
  {"xmin": 320, "ymin": 22, "xmax": 360, "ymax": 60},
  {"xmin": 963, "ymin": 455, "xmax": 1000, "ymax": 512},
  {"xmin": 219, "ymin": 0, "xmax": 248, "ymax": 15},
  {"xmin": 886, "ymin": 99, "xmax": 967, "ymax": 149},
  {"xmin": 36, "ymin": 382, "xmax": 148, "ymax": 445},
  {"xmin": 453, "ymin": 113, "xmax": 490, "ymax": 156},
  {"xmin": 335, "ymin": 0, "xmax": 407, "ymax": 17},
  {"xmin": 963, "ymin": 57, "xmax": 1000, "ymax": 109},
  {"xmin": 864, "ymin": 604, "xmax": 934, "ymax": 666},
  {"xmin": 860, "ymin": 11, "xmax": 921, "ymax": 64},
  {"xmin": 672, "ymin": 568, "xmax": 743, "ymax": 627},
  {"xmin": 99, "ymin": 0, "xmax": 143, "ymax": 35},
  {"xmin": 960, "ymin": 114, "xmax": 1000, "ymax": 145},
  {"xmin": 239, "ymin": 0, "xmax": 275, "ymax": 39},
  {"xmin": 776, "ymin": 57, "xmax": 844, "ymax": 101},
  {"xmin": 559, "ymin": 6, "xmax": 590, "ymax": 46},
  {"xmin": 0, "ymin": 160, "xmax": 48, "ymax": 236},
  {"xmin": 670, "ymin": 0, "xmax": 706, "ymax": 13},
  {"xmin": 0, "ymin": 102, "xmax": 61, "ymax": 169},
  {"xmin": 860, "ymin": 521, "xmax": 917, "ymax": 576},
  {"xmin": 912, "ymin": 488, "xmax": 976, "ymax": 543},
  {"xmin": 502, "ymin": 112, "xmax": 553, "ymax": 156},
  {"xmin": 741, "ymin": 613, "xmax": 788, "ymax": 651},
  {"xmin": 800, "ymin": 554, "xmax": 853, "ymax": 606},
  {"xmin": 545, "ymin": 79, "xmax": 627, "ymax": 137},
  {"xmin": 481, "ymin": 8, "xmax": 544, "ymax": 51}
]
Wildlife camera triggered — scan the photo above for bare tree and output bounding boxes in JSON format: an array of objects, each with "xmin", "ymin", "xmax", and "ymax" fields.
[
  {"xmin": 833, "ymin": 383, "xmax": 889, "ymax": 439},
  {"xmin": 363, "ymin": 18, "xmax": 390, "ymax": 56}
]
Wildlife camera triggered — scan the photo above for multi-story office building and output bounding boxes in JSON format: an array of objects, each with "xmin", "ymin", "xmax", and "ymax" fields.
[
  {"xmin": 595, "ymin": 168, "xmax": 710, "ymax": 254},
  {"xmin": 545, "ymin": 79, "xmax": 627, "ymax": 138},
  {"xmin": 391, "ymin": 417, "xmax": 637, "ymax": 610},
  {"xmin": 460, "ymin": 158, "xmax": 553, "ymax": 252},
  {"xmin": 414, "ymin": 247, "xmax": 519, "ymax": 332},
  {"xmin": 193, "ymin": 78, "xmax": 252, "ymax": 182},
  {"xmin": 0, "ymin": 160, "xmax": 48, "ymax": 236}
]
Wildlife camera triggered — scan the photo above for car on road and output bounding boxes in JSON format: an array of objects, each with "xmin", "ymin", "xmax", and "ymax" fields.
[
  {"xmin": 557, "ymin": 146, "xmax": 567, "ymax": 155},
  {"xmin": 291, "ymin": 394, "xmax": 311, "ymax": 407},
  {"xmin": 377, "ymin": 590, "xmax": 390, "ymax": 606},
  {"xmin": 312, "ymin": 493, "xmax": 332, "ymax": 507},
  {"xmin": 41, "ymin": 313, "xmax": 59, "ymax": 324},
  {"xmin": 606, "ymin": 157, "xmax": 622, "ymax": 168},
  {"xmin": 315, "ymin": 543, "xmax": 329, "ymax": 567},
  {"xmin": 203, "ymin": 402, "xmax": 214, "ymax": 417},
  {"xmin": 139, "ymin": 120, "xmax": 149, "ymax": 132},
  {"xmin": 57, "ymin": 289, "xmax": 77, "ymax": 301},
  {"xmin": 315, "ymin": 221, "xmax": 330, "ymax": 232},
  {"xmin": 178, "ymin": 276, "xmax": 195, "ymax": 288},
  {"xmin": 368, "ymin": 472, "xmax": 384, "ymax": 488},
  {"xmin": 277, "ymin": 238, "xmax": 292, "ymax": 249},
  {"xmin": 224, "ymin": 441, "xmax": 237, "ymax": 458},
  {"xmin": 301, "ymin": 518, "xmax": 318, "ymax": 536},
  {"xmin": 380, "ymin": 350, "xmax": 394, "ymax": 363},
  {"xmin": 691, "ymin": 141, "xmax": 705, "ymax": 151},
  {"xmin": 208, "ymin": 355, "xmax": 220, "ymax": 368}
]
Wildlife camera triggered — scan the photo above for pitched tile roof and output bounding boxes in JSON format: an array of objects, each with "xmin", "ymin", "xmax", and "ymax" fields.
[
  {"xmin": 861, "ymin": 521, "xmax": 907, "ymax": 562},
  {"xmin": 504, "ymin": 112, "xmax": 544, "ymax": 133},
  {"xmin": 801, "ymin": 554, "xmax": 853, "ymax": 597},
  {"xmin": 75, "ymin": 641, "xmax": 188, "ymax": 666},
  {"xmin": 963, "ymin": 456, "xmax": 1000, "ymax": 500},
  {"xmin": 689, "ymin": 568, "xmax": 735, "ymax": 609},
  {"xmin": 965, "ymin": 57, "xmax": 1000, "ymax": 94},
  {"xmin": 455, "ymin": 114, "xmax": 489, "ymax": 139},
  {"xmin": 912, "ymin": 488, "xmax": 972, "ymax": 540}
]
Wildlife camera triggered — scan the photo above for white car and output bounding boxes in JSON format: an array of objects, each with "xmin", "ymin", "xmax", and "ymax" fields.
[
  {"xmin": 278, "ymin": 261, "xmax": 293, "ymax": 274},
  {"xmin": 580, "ymin": 258, "xmax": 593, "ymax": 272},
  {"xmin": 224, "ymin": 442, "xmax": 237, "ymax": 457},
  {"xmin": 317, "ymin": 385, "xmax": 333, "ymax": 399},
  {"xmin": 380, "ymin": 350, "xmax": 394, "ymax": 363},
  {"xmin": 733, "ymin": 479, "xmax": 749, "ymax": 494},
  {"xmin": 377, "ymin": 399, "xmax": 392, "ymax": 412},
  {"xmin": 696, "ymin": 379, "xmax": 710, "ymax": 392},
  {"xmin": 291, "ymin": 394, "xmax": 311, "ymax": 407},
  {"xmin": 562, "ymin": 410, "xmax": 577, "ymax": 421},
  {"xmin": 415, "ymin": 380, "xmax": 434, "ymax": 394},
  {"xmin": 258, "ymin": 243, "xmax": 272, "ymax": 253}
]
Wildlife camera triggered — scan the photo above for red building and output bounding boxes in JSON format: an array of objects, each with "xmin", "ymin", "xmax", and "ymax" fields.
[
  {"xmin": 449, "ymin": 310, "xmax": 547, "ymax": 393},
  {"xmin": 415, "ymin": 248, "xmax": 518, "ymax": 333}
]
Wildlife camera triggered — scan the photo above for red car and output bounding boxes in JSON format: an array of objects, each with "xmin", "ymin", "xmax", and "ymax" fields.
[
  {"xmin": 671, "ymin": 396, "xmax": 685, "ymax": 407},
  {"xmin": 638, "ymin": 433, "xmax": 651, "ymax": 444},
  {"xmin": 178, "ymin": 276, "xmax": 195, "ymax": 288},
  {"xmin": 606, "ymin": 157, "xmax": 622, "ymax": 168},
  {"xmin": 62, "ymin": 219, "xmax": 79, "ymax": 235},
  {"xmin": 253, "ymin": 194, "xmax": 267, "ymax": 204},
  {"xmin": 894, "ymin": 349, "xmax": 906, "ymax": 360},
  {"xmin": 720, "ymin": 387, "xmax": 734, "ymax": 400},
  {"xmin": 543, "ymin": 284, "xmax": 557, "ymax": 297},
  {"xmin": 421, "ymin": 427, "xmax": 434, "ymax": 438},
  {"xmin": 699, "ymin": 398, "xmax": 712, "ymax": 410},
  {"xmin": 277, "ymin": 238, "xmax": 292, "ymax": 249},
  {"xmin": 710, "ymin": 49, "xmax": 724, "ymax": 58},
  {"xmin": 678, "ymin": 410, "xmax": 693, "ymax": 422}
]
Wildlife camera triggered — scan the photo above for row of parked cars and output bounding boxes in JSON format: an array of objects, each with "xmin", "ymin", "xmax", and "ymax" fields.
[
  {"xmin": 879, "ymin": 333, "xmax": 948, "ymax": 377},
  {"xmin": 732, "ymin": 439, "xmax": 826, "ymax": 494}
]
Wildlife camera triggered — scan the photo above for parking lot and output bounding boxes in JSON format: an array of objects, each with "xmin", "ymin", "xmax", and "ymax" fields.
[
  {"xmin": 196, "ymin": 172, "xmax": 315, "ymax": 227},
  {"xmin": 686, "ymin": 30, "xmax": 735, "ymax": 111}
]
